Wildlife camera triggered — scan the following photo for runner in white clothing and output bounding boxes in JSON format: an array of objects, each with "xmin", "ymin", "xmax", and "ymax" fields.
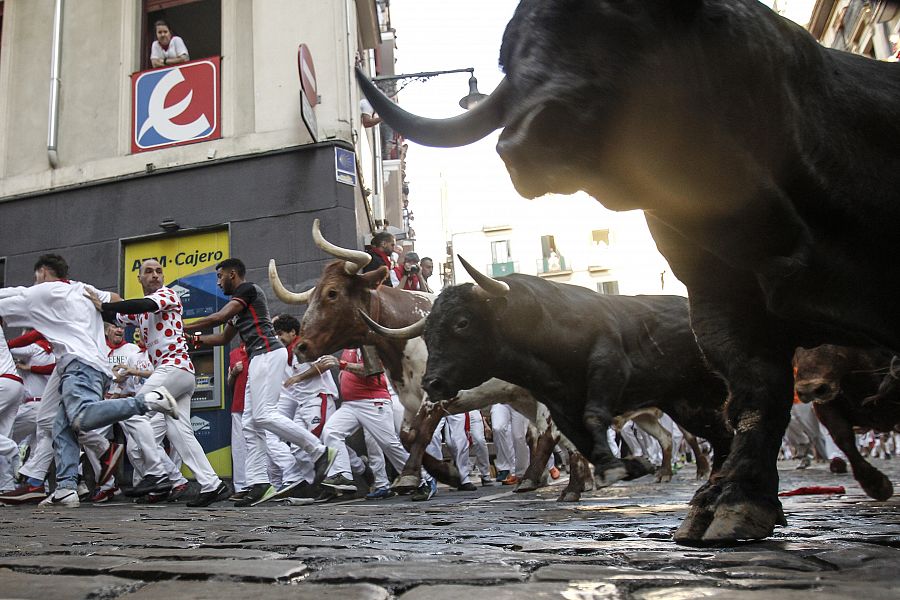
[
  {"xmin": 0, "ymin": 320, "xmax": 26, "ymax": 493},
  {"xmin": 90, "ymin": 259, "xmax": 230, "ymax": 507},
  {"xmin": 0, "ymin": 254, "xmax": 178, "ymax": 507}
]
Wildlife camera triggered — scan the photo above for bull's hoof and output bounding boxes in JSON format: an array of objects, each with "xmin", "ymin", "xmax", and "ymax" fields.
[
  {"xmin": 673, "ymin": 504, "xmax": 715, "ymax": 545},
  {"xmin": 391, "ymin": 475, "xmax": 421, "ymax": 494},
  {"xmin": 700, "ymin": 501, "xmax": 781, "ymax": 544},
  {"xmin": 655, "ymin": 472, "xmax": 673, "ymax": 483},
  {"xmin": 446, "ymin": 466, "xmax": 462, "ymax": 489},
  {"xmin": 557, "ymin": 490, "xmax": 582, "ymax": 502},
  {"xmin": 514, "ymin": 478, "xmax": 539, "ymax": 493},
  {"xmin": 593, "ymin": 466, "xmax": 628, "ymax": 489},
  {"xmin": 859, "ymin": 470, "xmax": 894, "ymax": 501}
]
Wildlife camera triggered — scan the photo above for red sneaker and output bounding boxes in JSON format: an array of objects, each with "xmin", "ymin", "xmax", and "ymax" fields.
[
  {"xmin": 0, "ymin": 484, "xmax": 47, "ymax": 505},
  {"xmin": 501, "ymin": 474, "xmax": 520, "ymax": 486},
  {"xmin": 89, "ymin": 486, "xmax": 118, "ymax": 503}
]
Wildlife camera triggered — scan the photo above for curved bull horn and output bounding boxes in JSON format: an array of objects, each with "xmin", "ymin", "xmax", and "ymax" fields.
[
  {"xmin": 457, "ymin": 255, "xmax": 510, "ymax": 298},
  {"xmin": 356, "ymin": 67, "xmax": 508, "ymax": 148},
  {"xmin": 268, "ymin": 259, "xmax": 314, "ymax": 304},
  {"xmin": 312, "ymin": 218, "xmax": 371, "ymax": 274},
  {"xmin": 359, "ymin": 308, "xmax": 427, "ymax": 340}
]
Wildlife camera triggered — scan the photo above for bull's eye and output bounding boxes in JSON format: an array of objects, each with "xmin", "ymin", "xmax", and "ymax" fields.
[
  {"xmin": 455, "ymin": 318, "xmax": 469, "ymax": 331},
  {"xmin": 327, "ymin": 289, "xmax": 338, "ymax": 300}
]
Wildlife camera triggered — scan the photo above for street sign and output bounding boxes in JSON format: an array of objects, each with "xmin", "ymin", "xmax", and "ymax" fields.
[{"xmin": 298, "ymin": 44, "xmax": 318, "ymax": 141}]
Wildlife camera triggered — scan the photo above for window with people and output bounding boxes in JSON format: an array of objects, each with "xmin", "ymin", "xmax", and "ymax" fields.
[{"xmin": 142, "ymin": 0, "xmax": 221, "ymax": 71}]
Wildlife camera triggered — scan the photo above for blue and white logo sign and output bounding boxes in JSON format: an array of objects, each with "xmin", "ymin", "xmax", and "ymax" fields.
[{"xmin": 131, "ymin": 58, "xmax": 221, "ymax": 153}]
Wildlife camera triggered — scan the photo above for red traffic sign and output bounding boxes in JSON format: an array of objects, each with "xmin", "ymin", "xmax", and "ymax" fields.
[{"xmin": 298, "ymin": 44, "xmax": 318, "ymax": 107}]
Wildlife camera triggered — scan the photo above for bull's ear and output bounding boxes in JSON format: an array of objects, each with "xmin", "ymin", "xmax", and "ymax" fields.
[{"xmin": 361, "ymin": 266, "xmax": 389, "ymax": 288}]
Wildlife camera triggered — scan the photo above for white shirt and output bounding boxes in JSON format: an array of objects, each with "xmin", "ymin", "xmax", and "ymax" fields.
[
  {"xmin": 0, "ymin": 281, "xmax": 112, "ymax": 376},
  {"xmin": 10, "ymin": 342, "xmax": 55, "ymax": 399},
  {"xmin": 118, "ymin": 286, "xmax": 194, "ymax": 374},
  {"xmin": 106, "ymin": 342, "xmax": 147, "ymax": 397},
  {"xmin": 150, "ymin": 36, "xmax": 189, "ymax": 63},
  {"xmin": 281, "ymin": 353, "xmax": 338, "ymax": 404},
  {"xmin": 0, "ymin": 324, "xmax": 17, "ymax": 378}
]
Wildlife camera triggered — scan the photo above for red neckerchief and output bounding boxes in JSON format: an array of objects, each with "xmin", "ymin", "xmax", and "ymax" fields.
[
  {"xmin": 106, "ymin": 339, "xmax": 127, "ymax": 356},
  {"xmin": 286, "ymin": 337, "xmax": 301, "ymax": 366},
  {"xmin": 370, "ymin": 247, "xmax": 392, "ymax": 270}
]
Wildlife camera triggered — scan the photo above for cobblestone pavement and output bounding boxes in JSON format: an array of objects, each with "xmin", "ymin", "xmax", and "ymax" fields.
[{"xmin": 1, "ymin": 459, "xmax": 898, "ymax": 599}]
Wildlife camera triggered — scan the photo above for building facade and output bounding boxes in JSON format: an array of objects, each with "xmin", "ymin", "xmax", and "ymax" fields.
[
  {"xmin": 809, "ymin": 0, "xmax": 900, "ymax": 59},
  {"xmin": 0, "ymin": 0, "xmax": 399, "ymax": 475}
]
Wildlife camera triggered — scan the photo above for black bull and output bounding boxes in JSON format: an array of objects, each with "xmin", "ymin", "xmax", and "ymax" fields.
[
  {"xmin": 360, "ymin": 0, "xmax": 900, "ymax": 543},
  {"xmin": 420, "ymin": 272, "xmax": 732, "ymax": 498}
]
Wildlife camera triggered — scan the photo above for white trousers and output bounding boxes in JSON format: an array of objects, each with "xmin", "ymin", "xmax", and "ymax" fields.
[
  {"xmin": 490, "ymin": 403, "xmax": 529, "ymax": 476},
  {"xmin": 0, "ymin": 379, "xmax": 26, "ymax": 490},
  {"xmin": 139, "ymin": 365, "xmax": 221, "ymax": 492},
  {"xmin": 243, "ymin": 348, "xmax": 325, "ymax": 487},
  {"xmin": 467, "ymin": 410, "xmax": 492, "ymax": 480},
  {"xmin": 231, "ymin": 411, "xmax": 247, "ymax": 491},
  {"xmin": 323, "ymin": 398, "xmax": 420, "ymax": 481},
  {"xmin": 440, "ymin": 413, "xmax": 472, "ymax": 484},
  {"xmin": 12, "ymin": 400, "xmax": 39, "ymax": 447}
]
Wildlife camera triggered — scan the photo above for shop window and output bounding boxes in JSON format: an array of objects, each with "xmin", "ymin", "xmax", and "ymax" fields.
[{"xmin": 142, "ymin": 0, "xmax": 221, "ymax": 71}]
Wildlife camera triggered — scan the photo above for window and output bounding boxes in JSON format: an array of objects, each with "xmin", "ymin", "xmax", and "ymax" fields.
[
  {"xmin": 540, "ymin": 234, "xmax": 564, "ymax": 273},
  {"xmin": 142, "ymin": 0, "xmax": 221, "ymax": 71},
  {"xmin": 597, "ymin": 280, "xmax": 619, "ymax": 295},
  {"xmin": 491, "ymin": 240, "xmax": 511, "ymax": 264},
  {"xmin": 590, "ymin": 229, "xmax": 611, "ymax": 267},
  {"xmin": 591, "ymin": 229, "xmax": 609, "ymax": 245}
]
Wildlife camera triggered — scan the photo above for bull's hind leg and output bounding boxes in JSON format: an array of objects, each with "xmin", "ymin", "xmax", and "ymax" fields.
[
  {"xmin": 584, "ymin": 357, "xmax": 631, "ymax": 487},
  {"xmin": 675, "ymin": 296, "xmax": 793, "ymax": 545},
  {"xmin": 681, "ymin": 427, "xmax": 712, "ymax": 481},
  {"xmin": 517, "ymin": 425, "xmax": 558, "ymax": 493}
]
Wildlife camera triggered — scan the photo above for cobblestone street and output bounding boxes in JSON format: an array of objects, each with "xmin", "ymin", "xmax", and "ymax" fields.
[{"xmin": 1, "ymin": 460, "xmax": 898, "ymax": 599}]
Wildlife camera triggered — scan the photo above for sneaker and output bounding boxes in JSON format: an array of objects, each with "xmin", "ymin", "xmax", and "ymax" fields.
[
  {"xmin": 0, "ymin": 483, "xmax": 47, "ymax": 505},
  {"xmin": 321, "ymin": 473, "xmax": 357, "ymax": 492},
  {"xmin": 97, "ymin": 442, "xmax": 124, "ymax": 487},
  {"xmin": 495, "ymin": 470, "xmax": 510, "ymax": 483},
  {"xmin": 249, "ymin": 484, "xmax": 278, "ymax": 506},
  {"xmin": 38, "ymin": 488, "xmax": 80, "ymax": 508},
  {"xmin": 456, "ymin": 482, "xmax": 477, "ymax": 492},
  {"xmin": 144, "ymin": 387, "xmax": 179, "ymax": 420},
  {"xmin": 796, "ymin": 456, "xmax": 812, "ymax": 470},
  {"xmin": 167, "ymin": 482, "xmax": 191, "ymax": 502},
  {"xmin": 90, "ymin": 486, "xmax": 118, "ymax": 503},
  {"xmin": 313, "ymin": 488, "xmax": 339, "ymax": 503},
  {"xmin": 481, "ymin": 477, "xmax": 500, "ymax": 487},
  {"xmin": 187, "ymin": 481, "xmax": 231, "ymax": 507},
  {"xmin": 411, "ymin": 478, "xmax": 437, "ymax": 502},
  {"xmin": 234, "ymin": 482, "xmax": 270, "ymax": 507},
  {"xmin": 229, "ymin": 490, "xmax": 249, "ymax": 502},
  {"xmin": 313, "ymin": 447, "xmax": 338, "ymax": 485},
  {"xmin": 125, "ymin": 474, "xmax": 172, "ymax": 497},
  {"xmin": 501, "ymin": 474, "xmax": 520, "ymax": 486},
  {"xmin": 549, "ymin": 466, "xmax": 561, "ymax": 480},
  {"xmin": 269, "ymin": 480, "xmax": 310, "ymax": 502},
  {"xmin": 366, "ymin": 486, "xmax": 396, "ymax": 500}
]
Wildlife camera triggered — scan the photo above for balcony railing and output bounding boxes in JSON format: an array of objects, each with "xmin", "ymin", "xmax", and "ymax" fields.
[
  {"xmin": 490, "ymin": 261, "xmax": 517, "ymax": 277},
  {"xmin": 537, "ymin": 255, "xmax": 569, "ymax": 275}
]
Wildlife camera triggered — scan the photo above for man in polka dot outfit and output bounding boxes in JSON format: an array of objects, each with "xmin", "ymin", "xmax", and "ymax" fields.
[{"xmin": 90, "ymin": 259, "xmax": 230, "ymax": 507}]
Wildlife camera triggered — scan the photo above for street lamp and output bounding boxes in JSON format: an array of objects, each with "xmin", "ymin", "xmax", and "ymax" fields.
[{"xmin": 372, "ymin": 67, "xmax": 487, "ymax": 110}]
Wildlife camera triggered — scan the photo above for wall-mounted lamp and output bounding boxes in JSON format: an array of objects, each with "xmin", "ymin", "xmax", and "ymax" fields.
[
  {"xmin": 159, "ymin": 218, "xmax": 180, "ymax": 233},
  {"xmin": 372, "ymin": 67, "xmax": 485, "ymax": 111}
]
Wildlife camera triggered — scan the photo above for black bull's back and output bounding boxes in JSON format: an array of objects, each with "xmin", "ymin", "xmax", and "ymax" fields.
[{"xmin": 423, "ymin": 274, "xmax": 729, "ymax": 462}]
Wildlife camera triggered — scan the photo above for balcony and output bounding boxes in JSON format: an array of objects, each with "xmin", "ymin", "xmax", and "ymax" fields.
[
  {"xmin": 537, "ymin": 255, "xmax": 572, "ymax": 278},
  {"xmin": 490, "ymin": 261, "xmax": 518, "ymax": 277}
]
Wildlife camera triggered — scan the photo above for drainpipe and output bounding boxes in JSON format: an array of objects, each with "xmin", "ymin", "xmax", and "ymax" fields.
[{"xmin": 47, "ymin": 0, "xmax": 64, "ymax": 169}]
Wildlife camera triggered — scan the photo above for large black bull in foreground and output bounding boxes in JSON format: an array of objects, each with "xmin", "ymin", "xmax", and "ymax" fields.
[{"xmin": 359, "ymin": 0, "xmax": 900, "ymax": 543}]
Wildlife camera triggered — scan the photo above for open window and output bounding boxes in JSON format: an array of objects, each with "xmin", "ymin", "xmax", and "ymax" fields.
[{"xmin": 142, "ymin": 0, "xmax": 221, "ymax": 71}]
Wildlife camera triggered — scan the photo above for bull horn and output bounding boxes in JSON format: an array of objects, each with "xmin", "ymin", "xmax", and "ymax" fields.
[
  {"xmin": 312, "ymin": 218, "xmax": 371, "ymax": 274},
  {"xmin": 356, "ymin": 67, "xmax": 508, "ymax": 148},
  {"xmin": 359, "ymin": 308, "xmax": 427, "ymax": 340},
  {"xmin": 268, "ymin": 259, "xmax": 314, "ymax": 304},
  {"xmin": 457, "ymin": 255, "xmax": 509, "ymax": 298}
]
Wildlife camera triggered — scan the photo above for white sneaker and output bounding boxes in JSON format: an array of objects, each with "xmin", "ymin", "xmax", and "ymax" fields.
[
  {"xmin": 38, "ymin": 488, "xmax": 80, "ymax": 508},
  {"xmin": 144, "ymin": 387, "xmax": 179, "ymax": 420}
]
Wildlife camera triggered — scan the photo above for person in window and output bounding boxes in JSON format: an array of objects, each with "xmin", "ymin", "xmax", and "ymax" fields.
[{"xmin": 150, "ymin": 20, "xmax": 189, "ymax": 69}]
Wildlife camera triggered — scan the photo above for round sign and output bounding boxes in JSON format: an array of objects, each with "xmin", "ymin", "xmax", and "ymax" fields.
[{"xmin": 298, "ymin": 44, "xmax": 318, "ymax": 107}]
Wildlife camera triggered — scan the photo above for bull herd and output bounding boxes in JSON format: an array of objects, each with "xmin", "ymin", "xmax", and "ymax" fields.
[{"xmin": 269, "ymin": 220, "xmax": 900, "ymax": 546}]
